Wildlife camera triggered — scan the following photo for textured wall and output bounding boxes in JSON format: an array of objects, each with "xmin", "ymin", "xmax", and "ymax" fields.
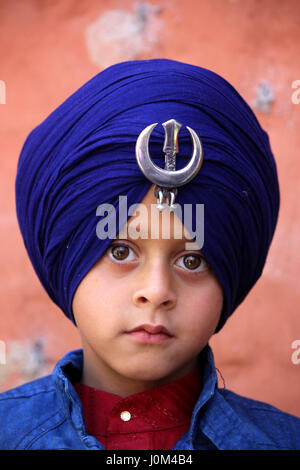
[{"xmin": 0, "ymin": 0, "xmax": 299, "ymax": 416}]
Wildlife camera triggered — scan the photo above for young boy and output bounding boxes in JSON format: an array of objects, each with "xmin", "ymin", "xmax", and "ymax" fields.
[{"xmin": 1, "ymin": 59, "xmax": 300, "ymax": 450}]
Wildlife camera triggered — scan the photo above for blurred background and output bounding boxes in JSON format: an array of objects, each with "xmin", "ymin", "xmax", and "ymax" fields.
[{"xmin": 0, "ymin": 0, "xmax": 299, "ymax": 416}]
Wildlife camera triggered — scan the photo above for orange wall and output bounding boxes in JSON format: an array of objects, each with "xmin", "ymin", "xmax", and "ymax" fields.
[{"xmin": 0, "ymin": 0, "xmax": 299, "ymax": 416}]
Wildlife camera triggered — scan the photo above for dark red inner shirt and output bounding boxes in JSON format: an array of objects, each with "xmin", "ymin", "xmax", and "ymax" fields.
[{"xmin": 73, "ymin": 362, "xmax": 202, "ymax": 450}]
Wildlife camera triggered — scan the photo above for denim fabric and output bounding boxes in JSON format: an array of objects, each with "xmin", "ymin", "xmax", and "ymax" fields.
[{"xmin": 0, "ymin": 345, "xmax": 300, "ymax": 450}]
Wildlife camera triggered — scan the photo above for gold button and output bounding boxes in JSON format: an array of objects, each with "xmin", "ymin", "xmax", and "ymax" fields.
[{"xmin": 120, "ymin": 411, "xmax": 131, "ymax": 422}]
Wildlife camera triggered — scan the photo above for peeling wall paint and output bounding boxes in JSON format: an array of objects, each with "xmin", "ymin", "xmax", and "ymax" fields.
[
  {"xmin": 252, "ymin": 80, "xmax": 275, "ymax": 113},
  {"xmin": 0, "ymin": 341, "xmax": 5, "ymax": 365},
  {"xmin": 0, "ymin": 338, "xmax": 53, "ymax": 391},
  {"xmin": 0, "ymin": 80, "xmax": 6, "ymax": 105},
  {"xmin": 85, "ymin": 3, "xmax": 163, "ymax": 69}
]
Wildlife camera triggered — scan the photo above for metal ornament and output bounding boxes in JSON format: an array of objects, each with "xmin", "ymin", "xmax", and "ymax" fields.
[{"xmin": 135, "ymin": 119, "xmax": 203, "ymax": 211}]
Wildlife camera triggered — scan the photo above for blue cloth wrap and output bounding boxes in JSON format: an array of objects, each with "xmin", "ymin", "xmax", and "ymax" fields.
[{"xmin": 15, "ymin": 59, "xmax": 280, "ymax": 332}]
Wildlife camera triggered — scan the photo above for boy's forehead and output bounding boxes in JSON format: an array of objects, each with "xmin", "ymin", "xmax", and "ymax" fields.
[{"xmin": 115, "ymin": 185, "xmax": 196, "ymax": 245}]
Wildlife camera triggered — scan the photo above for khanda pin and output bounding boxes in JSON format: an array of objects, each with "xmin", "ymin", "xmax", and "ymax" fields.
[{"xmin": 135, "ymin": 119, "xmax": 203, "ymax": 211}]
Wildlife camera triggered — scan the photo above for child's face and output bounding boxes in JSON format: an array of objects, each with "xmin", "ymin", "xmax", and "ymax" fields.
[{"xmin": 72, "ymin": 186, "xmax": 223, "ymax": 396}]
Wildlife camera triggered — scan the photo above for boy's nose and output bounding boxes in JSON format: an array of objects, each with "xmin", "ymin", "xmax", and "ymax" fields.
[{"xmin": 132, "ymin": 261, "xmax": 177, "ymax": 311}]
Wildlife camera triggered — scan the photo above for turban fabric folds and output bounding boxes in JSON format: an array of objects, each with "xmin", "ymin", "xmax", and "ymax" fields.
[{"xmin": 15, "ymin": 59, "xmax": 280, "ymax": 332}]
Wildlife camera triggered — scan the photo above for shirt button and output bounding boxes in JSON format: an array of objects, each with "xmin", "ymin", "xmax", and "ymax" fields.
[{"xmin": 120, "ymin": 411, "xmax": 131, "ymax": 422}]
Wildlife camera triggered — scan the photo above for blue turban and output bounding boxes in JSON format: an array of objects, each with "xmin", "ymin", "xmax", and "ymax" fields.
[{"xmin": 15, "ymin": 59, "xmax": 280, "ymax": 332}]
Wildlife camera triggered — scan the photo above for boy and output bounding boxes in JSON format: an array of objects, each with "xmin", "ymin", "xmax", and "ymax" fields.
[{"xmin": 1, "ymin": 58, "xmax": 300, "ymax": 450}]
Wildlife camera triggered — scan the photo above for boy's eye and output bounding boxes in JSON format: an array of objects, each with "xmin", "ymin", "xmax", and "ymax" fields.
[
  {"xmin": 109, "ymin": 244, "xmax": 136, "ymax": 262},
  {"xmin": 176, "ymin": 254, "xmax": 208, "ymax": 272},
  {"xmin": 108, "ymin": 243, "xmax": 207, "ymax": 273}
]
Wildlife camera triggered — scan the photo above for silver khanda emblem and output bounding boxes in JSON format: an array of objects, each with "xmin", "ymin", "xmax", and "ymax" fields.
[{"xmin": 135, "ymin": 119, "xmax": 203, "ymax": 211}]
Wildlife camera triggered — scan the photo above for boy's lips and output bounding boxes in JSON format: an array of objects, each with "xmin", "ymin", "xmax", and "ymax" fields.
[
  {"xmin": 124, "ymin": 323, "xmax": 174, "ymax": 344},
  {"xmin": 127, "ymin": 323, "xmax": 173, "ymax": 335}
]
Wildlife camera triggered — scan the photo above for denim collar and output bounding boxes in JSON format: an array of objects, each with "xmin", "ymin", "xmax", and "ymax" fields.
[{"xmin": 53, "ymin": 349, "xmax": 103, "ymax": 449}]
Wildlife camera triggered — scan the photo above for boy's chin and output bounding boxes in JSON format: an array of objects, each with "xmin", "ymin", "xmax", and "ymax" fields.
[{"xmin": 117, "ymin": 361, "xmax": 187, "ymax": 386}]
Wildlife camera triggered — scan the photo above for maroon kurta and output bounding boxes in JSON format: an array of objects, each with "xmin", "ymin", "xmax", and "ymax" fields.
[{"xmin": 73, "ymin": 363, "xmax": 202, "ymax": 450}]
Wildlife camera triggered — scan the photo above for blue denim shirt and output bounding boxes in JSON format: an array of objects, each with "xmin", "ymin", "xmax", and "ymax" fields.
[{"xmin": 0, "ymin": 345, "xmax": 300, "ymax": 450}]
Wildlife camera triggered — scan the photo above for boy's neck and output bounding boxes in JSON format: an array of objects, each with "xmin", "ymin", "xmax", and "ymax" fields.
[{"xmin": 79, "ymin": 349, "xmax": 200, "ymax": 398}]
